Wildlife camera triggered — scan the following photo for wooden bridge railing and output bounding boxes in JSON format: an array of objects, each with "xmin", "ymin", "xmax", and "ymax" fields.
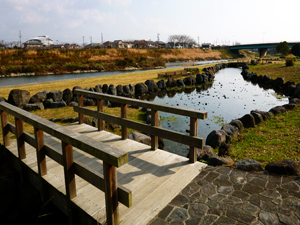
[
  {"xmin": 0, "ymin": 101, "xmax": 132, "ymax": 225},
  {"xmin": 74, "ymin": 89, "xmax": 207, "ymax": 163}
]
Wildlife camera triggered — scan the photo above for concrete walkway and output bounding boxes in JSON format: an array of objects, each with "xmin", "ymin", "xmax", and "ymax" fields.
[{"xmin": 148, "ymin": 166, "xmax": 300, "ymax": 225}]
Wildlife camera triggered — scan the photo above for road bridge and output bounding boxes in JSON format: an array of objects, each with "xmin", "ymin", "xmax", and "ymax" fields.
[{"xmin": 228, "ymin": 42, "xmax": 299, "ymax": 57}]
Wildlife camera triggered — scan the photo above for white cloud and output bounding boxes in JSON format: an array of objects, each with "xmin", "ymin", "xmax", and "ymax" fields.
[{"xmin": 100, "ymin": 0, "xmax": 132, "ymax": 7}]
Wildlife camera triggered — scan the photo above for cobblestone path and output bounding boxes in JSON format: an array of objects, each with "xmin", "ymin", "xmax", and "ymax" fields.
[{"xmin": 149, "ymin": 166, "xmax": 300, "ymax": 225}]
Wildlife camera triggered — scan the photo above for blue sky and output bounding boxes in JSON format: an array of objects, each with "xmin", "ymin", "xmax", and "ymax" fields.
[{"xmin": 1, "ymin": 0, "xmax": 299, "ymax": 45}]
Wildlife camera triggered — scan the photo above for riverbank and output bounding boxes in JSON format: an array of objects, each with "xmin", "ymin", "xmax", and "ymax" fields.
[{"xmin": 0, "ymin": 48, "xmax": 233, "ymax": 77}]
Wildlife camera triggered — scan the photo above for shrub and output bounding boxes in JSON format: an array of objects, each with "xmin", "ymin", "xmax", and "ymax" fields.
[{"xmin": 286, "ymin": 57, "xmax": 294, "ymax": 67}]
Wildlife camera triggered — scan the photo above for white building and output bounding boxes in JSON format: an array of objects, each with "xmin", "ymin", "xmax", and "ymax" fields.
[{"xmin": 24, "ymin": 35, "xmax": 54, "ymax": 48}]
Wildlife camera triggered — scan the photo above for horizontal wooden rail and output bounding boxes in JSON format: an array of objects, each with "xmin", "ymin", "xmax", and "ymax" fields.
[
  {"xmin": 0, "ymin": 101, "xmax": 132, "ymax": 224},
  {"xmin": 74, "ymin": 89, "xmax": 207, "ymax": 163}
]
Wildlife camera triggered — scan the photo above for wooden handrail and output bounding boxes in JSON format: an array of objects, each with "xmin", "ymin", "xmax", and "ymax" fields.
[
  {"xmin": 0, "ymin": 101, "xmax": 132, "ymax": 225},
  {"xmin": 74, "ymin": 89, "xmax": 207, "ymax": 163}
]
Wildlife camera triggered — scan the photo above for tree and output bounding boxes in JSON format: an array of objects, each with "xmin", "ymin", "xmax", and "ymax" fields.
[
  {"xmin": 276, "ymin": 41, "xmax": 290, "ymax": 56},
  {"xmin": 291, "ymin": 43, "xmax": 300, "ymax": 57},
  {"xmin": 168, "ymin": 34, "xmax": 196, "ymax": 48}
]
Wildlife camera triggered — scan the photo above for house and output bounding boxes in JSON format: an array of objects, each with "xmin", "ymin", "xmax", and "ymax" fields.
[
  {"xmin": 103, "ymin": 41, "xmax": 113, "ymax": 48},
  {"xmin": 202, "ymin": 43, "xmax": 212, "ymax": 49},
  {"xmin": 0, "ymin": 43, "xmax": 5, "ymax": 49},
  {"xmin": 24, "ymin": 35, "xmax": 54, "ymax": 49},
  {"xmin": 112, "ymin": 40, "xmax": 125, "ymax": 48},
  {"xmin": 85, "ymin": 43, "xmax": 103, "ymax": 49}
]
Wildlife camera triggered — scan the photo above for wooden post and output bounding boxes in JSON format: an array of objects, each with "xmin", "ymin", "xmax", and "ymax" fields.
[
  {"xmin": 151, "ymin": 109, "xmax": 158, "ymax": 150},
  {"xmin": 121, "ymin": 104, "xmax": 127, "ymax": 140},
  {"xmin": 189, "ymin": 117, "xmax": 198, "ymax": 163},
  {"xmin": 62, "ymin": 141, "xmax": 76, "ymax": 199},
  {"xmin": 103, "ymin": 162, "xmax": 119, "ymax": 225},
  {"xmin": 78, "ymin": 95, "xmax": 84, "ymax": 124},
  {"xmin": 34, "ymin": 127, "xmax": 47, "ymax": 176},
  {"xmin": 97, "ymin": 99, "xmax": 104, "ymax": 131},
  {"xmin": 15, "ymin": 117, "xmax": 26, "ymax": 159},
  {"xmin": 0, "ymin": 110, "xmax": 10, "ymax": 147}
]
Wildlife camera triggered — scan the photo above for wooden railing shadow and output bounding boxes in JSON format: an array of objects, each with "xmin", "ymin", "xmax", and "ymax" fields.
[
  {"xmin": 0, "ymin": 101, "xmax": 131, "ymax": 225},
  {"xmin": 74, "ymin": 89, "xmax": 207, "ymax": 163}
]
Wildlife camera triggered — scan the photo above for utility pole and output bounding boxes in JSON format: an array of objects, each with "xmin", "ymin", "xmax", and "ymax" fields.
[
  {"xmin": 19, "ymin": 30, "xmax": 22, "ymax": 48},
  {"xmin": 101, "ymin": 33, "xmax": 103, "ymax": 44},
  {"xmin": 157, "ymin": 33, "xmax": 160, "ymax": 42},
  {"xmin": 83, "ymin": 36, "xmax": 85, "ymax": 47}
]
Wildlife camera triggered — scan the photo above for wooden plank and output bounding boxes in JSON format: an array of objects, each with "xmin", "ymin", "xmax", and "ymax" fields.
[
  {"xmin": 74, "ymin": 89, "xmax": 207, "ymax": 119},
  {"xmin": 151, "ymin": 109, "xmax": 158, "ymax": 150},
  {"xmin": 97, "ymin": 99, "xmax": 104, "ymax": 131},
  {"xmin": 78, "ymin": 95, "xmax": 84, "ymax": 124},
  {"xmin": 103, "ymin": 162, "xmax": 119, "ymax": 225},
  {"xmin": 15, "ymin": 117, "xmax": 26, "ymax": 159},
  {"xmin": 121, "ymin": 104, "xmax": 127, "ymax": 140},
  {"xmin": 189, "ymin": 117, "xmax": 198, "ymax": 163},
  {"xmin": 62, "ymin": 141, "xmax": 77, "ymax": 199},
  {"xmin": 74, "ymin": 106, "xmax": 204, "ymax": 148},
  {"xmin": 34, "ymin": 127, "xmax": 47, "ymax": 176},
  {"xmin": 0, "ymin": 101, "xmax": 128, "ymax": 168},
  {"xmin": 0, "ymin": 110, "xmax": 10, "ymax": 146}
]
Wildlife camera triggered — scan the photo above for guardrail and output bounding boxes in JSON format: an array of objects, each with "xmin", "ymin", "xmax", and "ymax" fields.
[
  {"xmin": 0, "ymin": 101, "xmax": 131, "ymax": 225},
  {"xmin": 74, "ymin": 89, "xmax": 207, "ymax": 163}
]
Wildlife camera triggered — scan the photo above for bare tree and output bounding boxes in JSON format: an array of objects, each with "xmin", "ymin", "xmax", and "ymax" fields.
[{"xmin": 168, "ymin": 34, "xmax": 196, "ymax": 48}]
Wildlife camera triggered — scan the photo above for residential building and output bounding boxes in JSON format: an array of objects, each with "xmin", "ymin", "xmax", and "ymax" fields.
[{"xmin": 24, "ymin": 35, "xmax": 54, "ymax": 49}]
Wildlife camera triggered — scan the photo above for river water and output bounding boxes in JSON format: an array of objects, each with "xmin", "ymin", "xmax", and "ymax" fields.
[{"xmin": 148, "ymin": 68, "xmax": 289, "ymax": 156}]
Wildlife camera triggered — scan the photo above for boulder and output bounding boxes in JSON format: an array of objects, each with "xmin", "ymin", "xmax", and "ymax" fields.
[
  {"xmin": 207, "ymin": 157, "xmax": 234, "ymax": 167},
  {"xmin": 272, "ymin": 77, "xmax": 284, "ymax": 90},
  {"xmin": 129, "ymin": 84, "xmax": 135, "ymax": 94},
  {"xmin": 23, "ymin": 103, "xmax": 44, "ymax": 111},
  {"xmin": 282, "ymin": 104, "xmax": 295, "ymax": 110},
  {"xmin": 233, "ymin": 159, "xmax": 263, "ymax": 171},
  {"xmin": 251, "ymin": 112, "xmax": 264, "ymax": 125},
  {"xmin": 269, "ymin": 106, "xmax": 286, "ymax": 115},
  {"xmin": 83, "ymin": 98, "xmax": 95, "ymax": 106},
  {"xmin": 95, "ymin": 85, "xmax": 102, "ymax": 93},
  {"xmin": 265, "ymin": 160, "xmax": 300, "ymax": 175},
  {"xmin": 250, "ymin": 110, "xmax": 273, "ymax": 121},
  {"xmin": 68, "ymin": 101, "xmax": 78, "ymax": 107},
  {"xmin": 205, "ymin": 130, "xmax": 227, "ymax": 149},
  {"xmin": 30, "ymin": 91, "xmax": 48, "ymax": 104},
  {"xmin": 107, "ymin": 84, "xmax": 117, "ymax": 95},
  {"xmin": 116, "ymin": 84, "xmax": 123, "ymax": 96},
  {"xmin": 47, "ymin": 90, "xmax": 63, "ymax": 102},
  {"xmin": 166, "ymin": 78, "xmax": 176, "ymax": 88},
  {"xmin": 0, "ymin": 97, "xmax": 6, "ymax": 102},
  {"xmin": 229, "ymin": 119, "xmax": 244, "ymax": 133},
  {"xmin": 176, "ymin": 79, "xmax": 185, "ymax": 88},
  {"xmin": 196, "ymin": 73, "xmax": 204, "ymax": 84},
  {"xmin": 293, "ymin": 83, "xmax": 300, "ymax": 98},
  {"xmin": 289, "ymin": 98, "xmax": 300, "ymax": 104},
  {"xmin": 46, "ymin": 101, "xmax": 67, "ymax": 109},
  {"xmin": 83, "ymin": 117, "xmax": 92, "ymax": 126},
  {"xmin": 221, "ymin": 124, "xmax": 239, "ymax": 142},
  {"xmin": 157, "ymin": 80, "xmax": 167, "ymax": 90},
  {"xmin": 123, "ymin": 85, "xmax": 134, "ymax": 96},
  {"xmin": 239, "ymin": 114, "xmax": 255, "ymax": 128},
  {"xmin": 183, "ymin": 76, "xmax": 196, "ymax": 86},
  {"xmin": 145, "ymin": 80, "xmax": 158, "ymax": 92},
  {"xmin": 218, "ymin": 143, "xmax": 231, "ymax": 157},
  {"xmin": 62, "ymin": 88, "xmax": 73, "ymax": 104},
  {"xmin": 135, "ymin": 83, "xmax": 148, "ymax": 94},
  {"xmin": 102, "ymin": 84, "xmax": 109, "ymax": 93},
  {"xmin": 8, "ymin": 89, "xmax": 31, "ymax": 108},
  {"xmin": 128, "ymin": 131, "xmax": 151, "ymax": 146},
  {"xmin": 72, "ymin": 86, "xmax": 82, "ymax": 101},
  {"xmin": 282, "ymin": 81, "xmax": 295, "ymax": 96},
  {"xmin": 196, "ymin": 145, "xmax": 217, "ymax": 161}
]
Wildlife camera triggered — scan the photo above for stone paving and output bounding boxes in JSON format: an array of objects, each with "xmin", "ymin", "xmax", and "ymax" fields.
[{"xmin": 148, "ymin": 166, "xmax": 300, "ymax": 225}]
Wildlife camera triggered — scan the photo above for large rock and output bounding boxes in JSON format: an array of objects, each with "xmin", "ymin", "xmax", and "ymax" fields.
[
  {"xmin": 166, "ymin": 78, "xmax": 176, "ymax": 88},
  {"xmin": 95, "ymin": 85, "xmax": 102, "ymax": 93},
  {"xmin": 196, "ymin": 145, "xmax": 217, "ymax": 161},
  {"xmin": 183, "ymin": 76, "xmax": 196, "ymax": 86},
  {"xmin": 250, "ymin": 110, "xmax": 273, "ymax": 121},
  {"xmin": 269, "ymin": 106, "xmax": 286, "ymax": 115},
  {"xmin": 47, "ymin": 90, "xmax": 63, "ymax": 102},
  {"xmin": 251, "ymin": 112, "xmax": 264, "ymax": 125},
  {"xmin": 207, "ymin": 156, "xmax": 234, "ymax": 166},
  {"xmin": 157, "ymin": 80, "xmax": 167, "ymax": 90},
  {"xmin": 239, "ymin": 114, "xmax": 255, "ymax": 128},
  {"xmin": 289, "ymin": 98, "xmax": 300, "ymax": 104},
  {"xmin": 293, "ymin": 83, "xmax": 300, "ymax": 98},
  {"xmin": 123, "ymin": 85, "xmax": 134, "ymax": 96},
  {"xmin": 145, "ymin": 80, "xmax": 158, "ymax": 92},
  {"xmin": 0, "ymin": 97, "xmax": 6, "ymax": 102},
  {"xmin": 83, "ymin": 98, "xmax": 95, "ymax": 106},
  {"xmin": 102, "ymin": 84, "xmax": 109, "ymax": 93},
  {"xmin": 8, "ymin": 89, "xmax": 31, "ymax": 108},
  {"xmin": 176, "ymin": 79, "xmax": 185, "ymax": 88},
  {"xmin": 72, "ymin": 86, "xmax": 82, "ymax": 102},
  {"xmin": 272, "ymin": 77, "xmax": 284, "ymax": 90},
  {"xmin": 62, "ymin": 88, "xmax": 73, "ymax": 104},
  {"xmin": 265, "ymin": 160, "xmax": 300, "ymax": 175},
  {"xmin": 229, "ymin": 119, "xmax": 244, "ymax": 133},
  {"xmin": 23, "ymin": 103, "xmax": 44, "ymax": 111},
  {"xmin": 46, "ymin": 101, "xmax": 67, "ymax": 109},
  {"xmin": 218, "ymin": 143, "xmax": 231, "ymax": 157},
  {"xmin": 107, "ymin": 84, "xmax": 117, "ymax": 95},
  {"xmin": 135, "ymin": 83, "xmax": 148, "ymax": 94},
  {"xmin": 282, "ymin": 81, "xmax": 296, "ymax": 96},
  {"xmin": 116, "ymin": 84, "xmax": 123, "ymax": 96},
  {"xmin": 233, "ymin": 159, "xmax": 263, "ymax": 171},
  {"xmin": 128, "ymin": 132, "xmax": 151, "ymax": 146},
  {"xmin": 30, "ymin": 91, "xmax": 48, "ymax": 104},
  {"xmin": 221, "ymin": 124, "xmax": 239, "ymax": 142},
  {"xmin": 205, "ymin": 130, "xmax": 227, "ymax": 149}
]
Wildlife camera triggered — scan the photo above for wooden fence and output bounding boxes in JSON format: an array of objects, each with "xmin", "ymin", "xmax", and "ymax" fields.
[
  {"xmin": 0, "ymin": 101, "xmax": 132, "ymax": 225},
  {"xmin": 74, "ymin": 89, "xmax": 207, "ymax": 163}
]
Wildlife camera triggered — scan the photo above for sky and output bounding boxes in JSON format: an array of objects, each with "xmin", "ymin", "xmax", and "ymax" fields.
[{"xmin": 1, "ymin": 0, "xmax": 299, "ymax": 46}]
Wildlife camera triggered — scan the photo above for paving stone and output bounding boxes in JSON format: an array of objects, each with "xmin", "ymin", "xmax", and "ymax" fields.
[
  {"xmin": 167, "ymin": 208, "xmax": 189, "ymax": 222},
  {"xmin": 259, "ymin": 211, "xmax": 279, "ymax": 225},
  {"xmin": 188, "ymin": 203, "xmax": 209, "ymax": 218},
  {"xmin": 226, "ymin": 205, "xmax": 256, "ymax": 224},
  {"xmin": 169, "ymin": 194, "xmax": 189, "ymax": 207},
  {"xmin": 259, "ymin": 189, "xmax": 281, "ymax": 200},
  {"xmin": 242, "ymin": 202, "xmax": 260, "ymax": 214},
  {"xmin": 222, "ymin": 195, "xmax": 242, "ymax": 205},
  {"xmin": 206, "ymin": 199, "xmax": 219, "ymax": 208},
  {"xmin": 233, "ymin": 183, "xmax": 244, "ymax": 191},
  {"xmin": 282, "ymin": 197, "xmax": 300, "ymax": 211},
  {"xmin": 186, "ymin": 218, "xmax": 201, "ymax": 225},
  {"xmin": 230, "ymin": 170, "xmax": 247, "ymax": 185},
  {"xmin": 199, "ymin": 215, "xmax": 219, "ymax": 225},
  {"xmin": 282, "ymin": 175, "xmax": 296, "ymax": 184},
  {"xmin": 213, "ymin": 177, "xmax": 232, "ymax": 187},
  {"xmin": 288, "ymin": 190, "xmax": 300, "ymax": 198},
  {"xmin": 271, "ymin": 198, "xmax": 282, "ymax": 205},
  {"xmin": 278, "ymin": 213, "xmax": 299, "ymax": 225},
  {"xmin": 193, "ymin": 170, "xmax": 209, "ymax": 182},
  {"xmin": 205, "ymin": 166, "xmax": 218, "ymax": 172},
  {"xmin": 281, "ymin": 181, "xmax": 300, "ymax": 192},
  {"xmin": 277, "ymin": 187, "xmax": 290, "ymax": 198},
  {"xmin": 250, "ymin": 220, "xmax": 264, "ymax": 225},
  {"xmin": 218, "ymin": 186, "xmax": 234, "ymax": 195},
  {"xmin": 215, "ymin": 167, "xmax": 233, "ymax": 175},
  {"xmin": 158, "ymin": 205, "xmax": 174, "ymax": 220},
  {"xmin": 192, "ymin": 194, "xmax": 207, "ymax": 204},
  {"xmin": 242, "ymin": 183, "xmax": 264, "ymax": 194},
  {"xmin": 200, "ymin": 183, "xmax": 217, "ymax": 197},
  {"xmin": 212, "ymin": 216, "xmax": 238, "ymax": 224},
  {"xmin": 205, "ymin": 171, "xmax": 220, "ymax": 182},
  {"xmin": 268, "ymin": 174, "xmax": 282, "ymax": 185},
  {"xmin": 182, "ymin": 181, "xmax": 200, "ymax": 197},
  {"xmin": 207, "ymin": 207, "xmax": 222, "ymax": 216},
  {"xmin": 148, "ymin": 218, "xmax": 168, "ymax": 225},
  {"xmin": 170, "ymin": 221, "xmax": 185, "ymax": 225},
  {"xmin": 209, "ymin": 193, "xmax": 227, "ymax": 203},
  {"xmin": 232, "ymin": 190, "xmax": 251, "ymax": 200},
  {"xmin": 249, "ymin": 194, "xmax": 261, "ymax": 207},
  {"xmin": 197, "ymin": 178, "xmax": 209, "ymax": 186},
  {"xmin": 260, "ymin": 200, "xmax": 278, "ymax": 213},
  {"xmin": 249, "ymin": 177, "xmax": 267, "ymax": 188}
]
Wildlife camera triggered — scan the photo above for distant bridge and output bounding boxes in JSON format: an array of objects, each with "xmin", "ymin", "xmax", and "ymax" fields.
[{"xmin": 228, "ymin": 42, "xmax": 299, "ymax": 57}]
